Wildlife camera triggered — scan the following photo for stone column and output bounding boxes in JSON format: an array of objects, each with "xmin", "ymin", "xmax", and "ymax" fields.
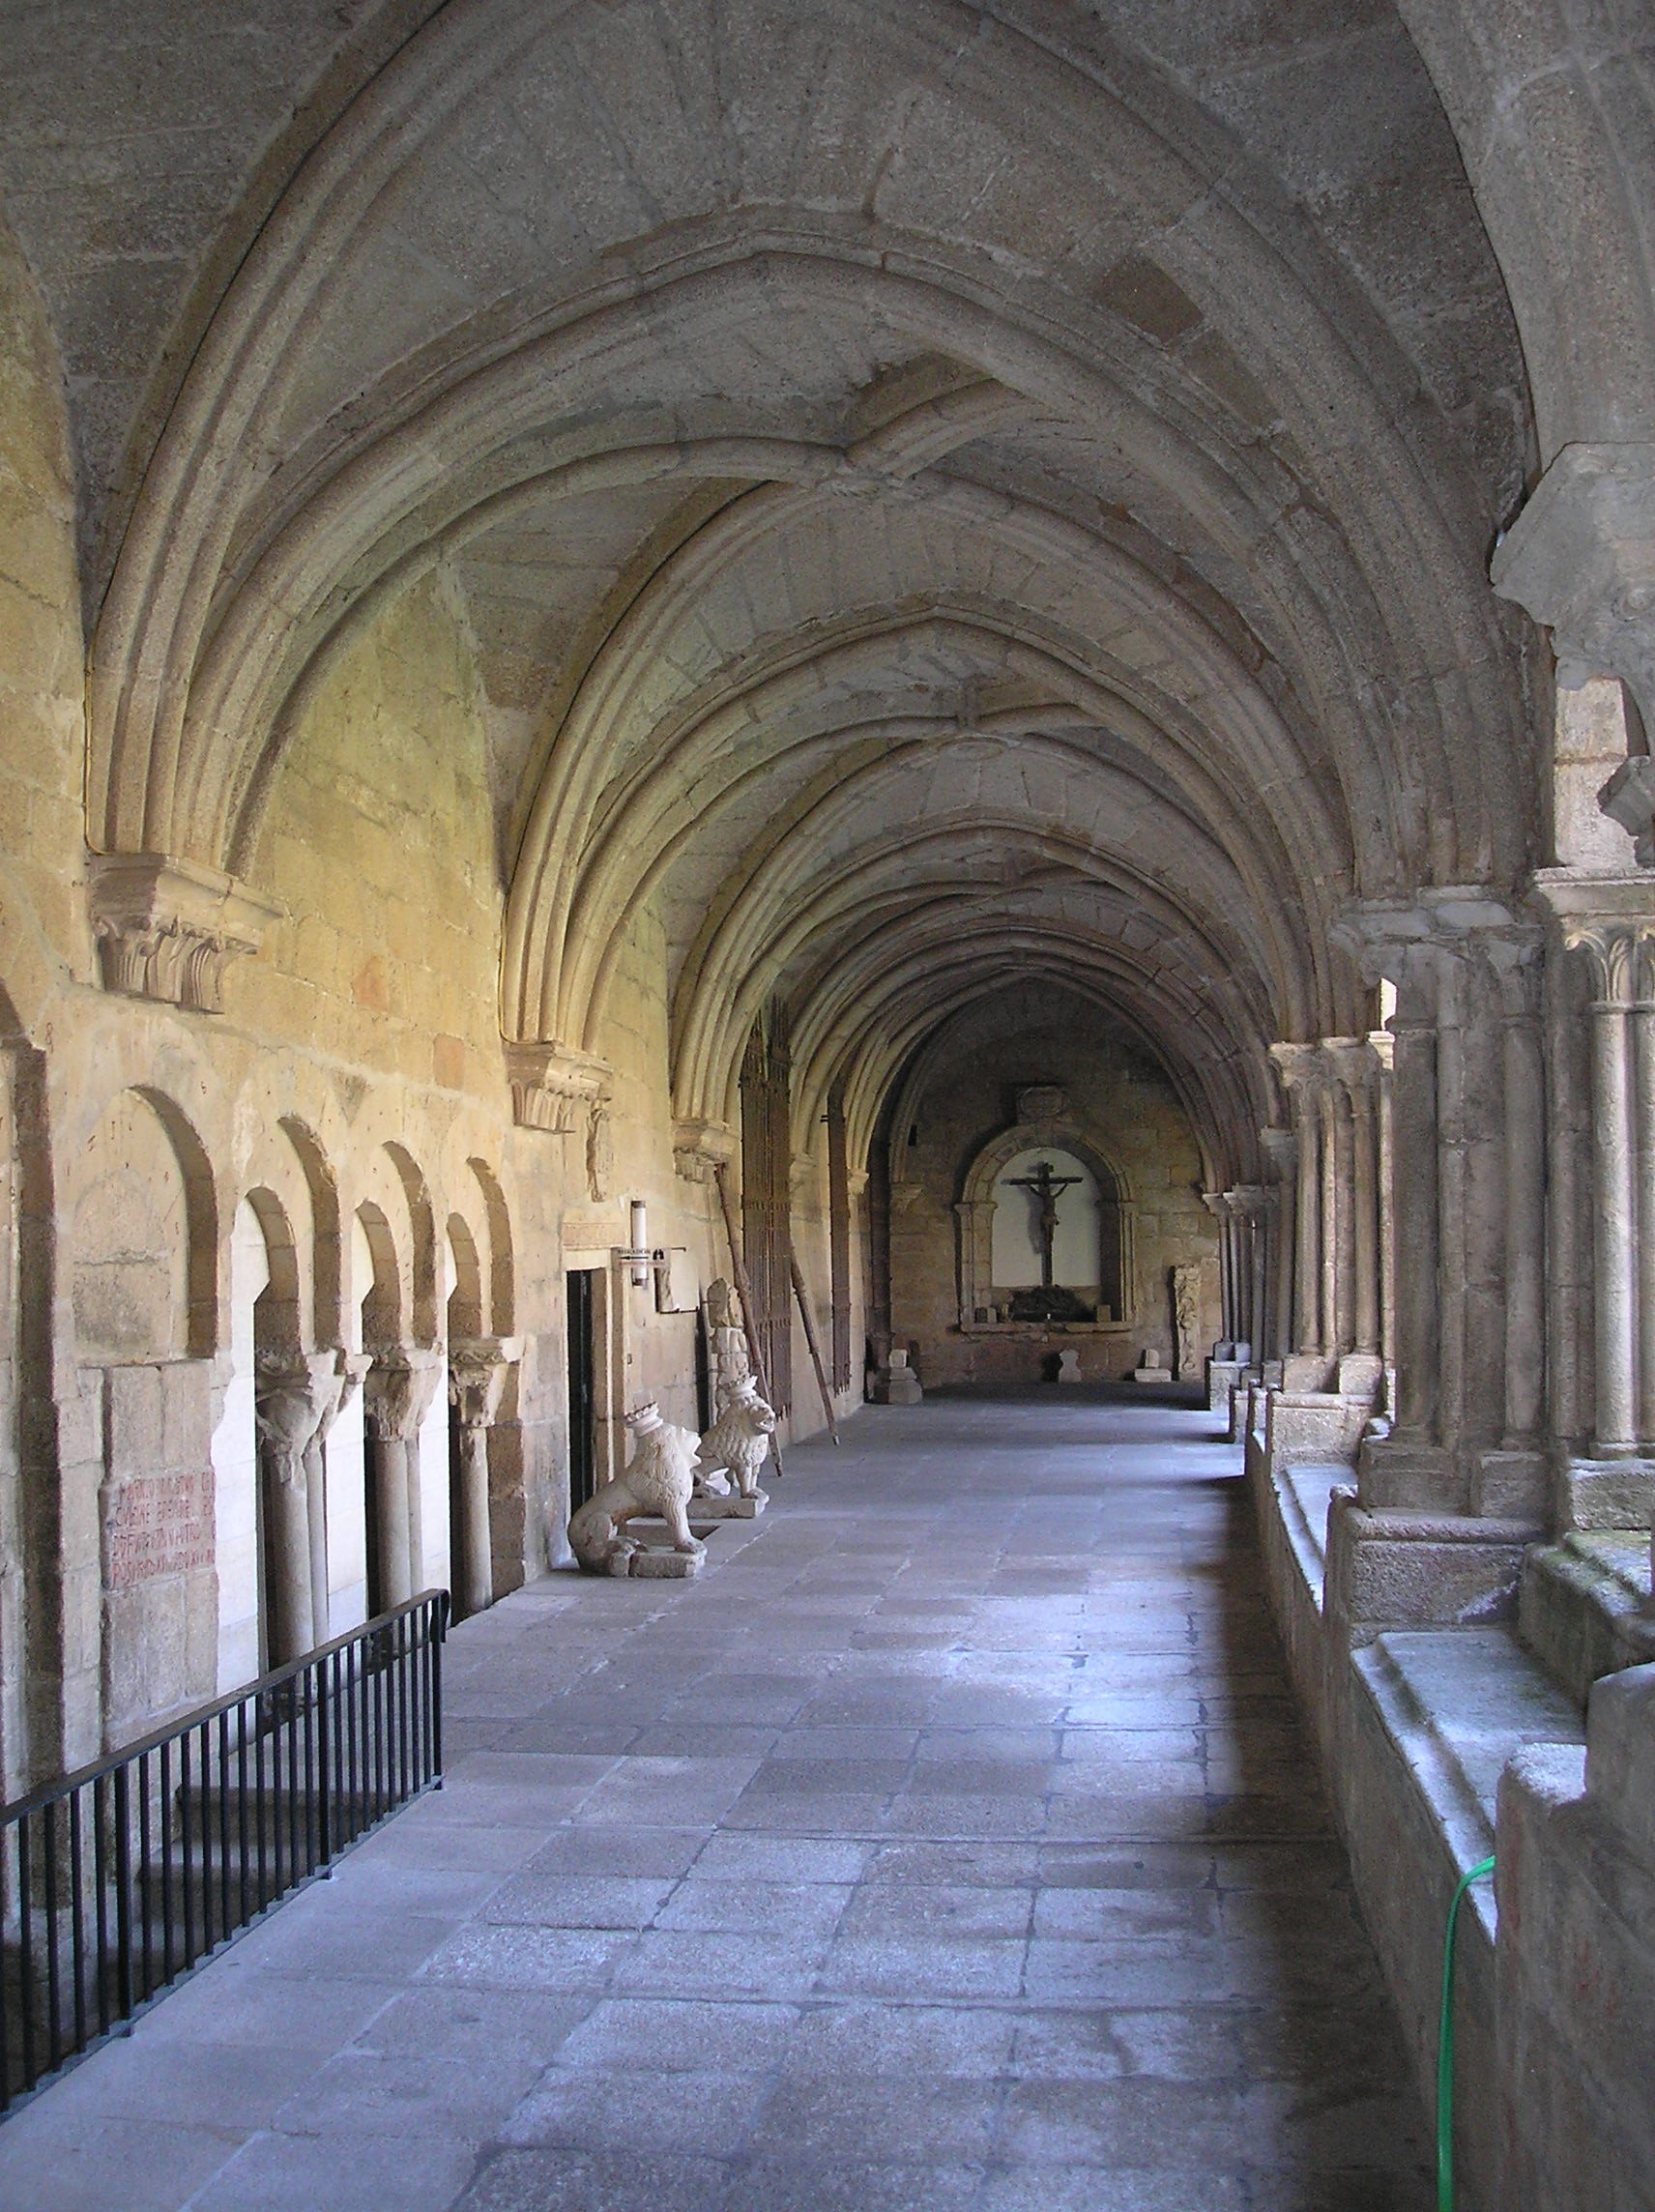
[
  {"xmin": 1261, "ymin": 1128, "xmax": 1297, "ymax": 1369},
  {"xmin": 1319, "ymin": 1077, "xmax": 1342, "ymax": 1355},
  {"xmin": 363, "ymin": 1353, "xmax": 443, "ymax": 1611},
  {"xmin": 1571, "ymin": 926, "xmax": 1640, "ymax": 1454},
  {"xmin": 1269, "ymin": 1048, "xmax": 1325, "ymax": 1359},
  {"xmin": 1330, "ymin": 1043, "xmax": 1381, "ymax": 1359},
  {"xmin": 253, "ymin": 1353, "xmax": 339, "ymax": 1667},
  {"xmin": 1387, "ymin": 948, "xmax": 1443, "ymax": 1444},
  {"xmin": 1491, "ymin": 940, "xmax": 1546, "ymax": 1449},
  {"xmin": 448, "ymin": 1336, "xmax": 522, "ymax": 1618},
  {"xmin": 1372, "ymin": 1026, "xmax": 1395, "ymax": 1383}
]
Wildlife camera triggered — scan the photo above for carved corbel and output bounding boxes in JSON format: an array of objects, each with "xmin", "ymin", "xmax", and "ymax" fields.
[
  {"xmin": 1491, "ymin": 442, "xmax": 1655, "ymax": 738},
  {"xmin": 505, "ymin": 1041, "xmax": 612, "ymax": 1134},
  {"xmin": 672, "ymin": 1117, "xmax": 736, "ymax": 1184},
  {"xmin": 89, "ymin": 853, "xmax": 283, "ymax": 1013}
]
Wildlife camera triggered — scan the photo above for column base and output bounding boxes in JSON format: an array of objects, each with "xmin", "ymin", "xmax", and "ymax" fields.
[
  {"xmin": 1325, "ymin": 1492, "xmax": 1544, "ymax": 1645},
  {"xmin": 1557, "ymin": 1455, "xmax": 1655, "ymax": 1530},
  {"xmin": 1356, "ymin": 1433, "xmax": 1465, "ymax": 1511},
  {"xmin": 1472, "ymin": 1448, "xmax": 1547, "ymax": 1520}
]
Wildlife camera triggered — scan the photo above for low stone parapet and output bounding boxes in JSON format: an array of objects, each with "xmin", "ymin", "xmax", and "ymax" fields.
[
  {"xmin": 1264, "ymin": 1387, "xmax": 1373, "ymax": 1472},
  {"xmin": 1518, "ymin": 1531, "xmax": 1653, "ymax": 1706}
]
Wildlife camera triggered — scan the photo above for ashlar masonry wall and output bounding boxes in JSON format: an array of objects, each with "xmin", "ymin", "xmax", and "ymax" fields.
[{"xmin": 887, "ymin": 989, "xmax": 1219, "ymax": 1388}]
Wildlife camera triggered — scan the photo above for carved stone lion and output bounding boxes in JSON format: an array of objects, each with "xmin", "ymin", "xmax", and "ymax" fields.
[
  {"xmin": 567, "ymin": 1402, "xmax": 702, "ymax": 1574},
  {"xmin": 694, "ymin": 1375, "xmax": 776, "ymax": 1499}
]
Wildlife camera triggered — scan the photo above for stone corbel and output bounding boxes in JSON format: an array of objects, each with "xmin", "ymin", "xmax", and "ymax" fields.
[
  {"xmin": 672, "ymin": 1117, "xmax": 736, "ymax": 1184},
  {"xmin": 506, "ymin": 1041, "xmax": 612, "ymax": 1134},
  {"xmin": 89, "ymin": 852, "xmax": 283, "ymax": 1013},
  {"xmin": 1491, "ymin": 442, "xmax": 1655, "ymax": 739}
]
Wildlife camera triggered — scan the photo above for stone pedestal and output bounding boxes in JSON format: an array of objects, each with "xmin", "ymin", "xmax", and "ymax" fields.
[
  {"xmin": 688, "ymin": 1491, "xmax": 768, "ymax": 1519},
  {"xmin": 871, "ymin": 1349, "xmax": 922, "ymax": 1404}
]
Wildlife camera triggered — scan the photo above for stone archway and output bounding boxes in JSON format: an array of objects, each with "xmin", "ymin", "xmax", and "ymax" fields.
[{"xmin": 955, "ymin": 1112, "xmax": 1135, "ymax": 1340}]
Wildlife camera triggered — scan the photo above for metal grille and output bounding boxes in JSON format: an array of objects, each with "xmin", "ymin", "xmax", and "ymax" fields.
[{"xmin": 0, "ymin": 1589, "xmax": 448, "ymax": 2114}]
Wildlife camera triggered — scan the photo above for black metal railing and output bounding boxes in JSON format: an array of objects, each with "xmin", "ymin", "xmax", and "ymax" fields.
[{"xmin": 0, "ymin": 1587, "xmax": 448, "ymax": 2112}]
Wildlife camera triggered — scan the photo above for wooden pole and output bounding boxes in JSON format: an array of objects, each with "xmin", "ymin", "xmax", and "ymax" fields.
[
  {"xmin": 791, "ymin": 1255, "xmax": 840, "ymax": 1444},
  {"xmin": 712, "ymin": 1163, "xmax": 784, "ymax": 1477}
]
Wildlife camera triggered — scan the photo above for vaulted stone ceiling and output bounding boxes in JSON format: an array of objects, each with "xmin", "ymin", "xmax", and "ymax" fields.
[{"xmin": 3, "ymin": 0, "xmax": 1548, "ymax": 1184}]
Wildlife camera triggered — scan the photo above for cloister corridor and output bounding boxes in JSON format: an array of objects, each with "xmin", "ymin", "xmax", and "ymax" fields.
[{"xmin": 0, "ymin": 1396, "xmax": 1432, "ymax": 2211}]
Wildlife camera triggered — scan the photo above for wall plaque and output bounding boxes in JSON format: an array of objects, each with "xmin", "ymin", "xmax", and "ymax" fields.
[{"xmin": 104, "ymin": 1470, "xmax": 215, "ymax": 1588}]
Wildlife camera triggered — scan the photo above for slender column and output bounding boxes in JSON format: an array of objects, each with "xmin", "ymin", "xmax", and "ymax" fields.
[
  {"xmin": 1295, "ymin": 1087, "xmax": 1321, "ymax": 1353},
  {"xmin": 449, "ymin": 1338, "xmax": 521, "ymax": 1618},
  {"xmin": 1436, "ymin": 952, "xmax": 1469, "ymax": 1448},
  {"xmin": 1489, "ymin": 944, "xmax": 1546, "ymax": 1446},
  {"xmin": 1373, "ymin": 1028, "xmax": 1396, "ymax": 1382},
  {"xmin": 1328, "ymin": 1043, "xmax": 1380, "ymax": 1360},
  {"xmin": 1389, "ymin": 952, "xmax": 1441, "ymax": 1441},
  {"xmin": 1262, "ymin": 1129, "xmax": 1296, "ymax": 1366},
  {"xmin": 1560, "ymin": 928, "xmax": 1639, "ymax": 1453},
  {"xmin": 364, "ymin": 1354, "xmax": 443, "ymax": 1609},
  {"xmin": 1319, "ymin": 1079, "xmax": 1345, "ymax": 1353},
  {"xmin": 253, "ymin": 1359, "xmax": 332, "ymax": 1666},
  {"xmin": 1249, "ymin": 1196, "xmax": 1270, "ymax": 1363},
  {"xmin": 1634, "ymin": 948, "xmax": 1655, "ymax": 1448}
]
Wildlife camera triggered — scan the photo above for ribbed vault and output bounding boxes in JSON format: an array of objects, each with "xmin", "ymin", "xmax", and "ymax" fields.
[{"xmin": 63, "ymin": 0, "xmax": 1544, "ymax": 1186}]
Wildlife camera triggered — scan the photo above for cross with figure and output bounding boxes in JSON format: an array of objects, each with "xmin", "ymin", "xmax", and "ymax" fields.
[{"xmin": 1005, "ymin": 1158, "xmax": 1083, "ymax": 1288}]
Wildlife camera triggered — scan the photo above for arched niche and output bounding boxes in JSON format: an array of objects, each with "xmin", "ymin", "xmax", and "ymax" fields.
[{"xmin": 955, "ymin": 1121, "xmax": 1135, "ymax": 1335}]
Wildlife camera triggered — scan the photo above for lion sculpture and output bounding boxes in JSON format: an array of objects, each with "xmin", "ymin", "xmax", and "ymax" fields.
[
  {"xmin": 567, "ymin": 1401, "xmax": 702, "ymax": 1574},
  {"xmin": 694, "ymin": 1374, "xmax": 776, "ymax": 1499}
]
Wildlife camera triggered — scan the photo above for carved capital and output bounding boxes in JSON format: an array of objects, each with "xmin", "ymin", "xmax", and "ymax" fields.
[
  {"xmin": 1227, "ymin": 1183, "xmax": 1276, "ymax": 1222},
  {"xmin": 672, "ymin": 1117, "xmax": 737, "ymax": 1184},
  {"xmin": 89, "ymin": 853, "xmax": 282, "ymax": 1013},
  {"xmin": 448, "ymin": 1334, "xmax": 524, "ymax": 1427},
  {"xmin": 1324, "ymin": 1035, "xmax": 1381, "ymax": 1107},
  {"xmin": 1532, "ymin": 870, "xmax": 1655, "ymax": 1005},
  {"xmin": 1329, "ymin": 890, "xmax": 1524, "ymax": 990},
  {"xmin": 363, "ymin": 1350, "xmax": 444, "ymax": 1441},
  {"xmin": 1491, "ymin": 443, "xmax": 1655, "ymax": 731},
  {"xmin": 506, "ymin": 1041, "xmax": 611, "ymax": 1133},
  {"xmin": 1267, "ymin": 1041, "xmax": 1326, "ymax": 1102},
  {"xmin": 254, "ymin": 1352, "xmax": 343, "ymax": 1482}
]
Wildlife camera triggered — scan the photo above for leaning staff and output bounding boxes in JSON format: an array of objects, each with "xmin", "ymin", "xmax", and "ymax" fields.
[
  {"xmin": 791, "ymin": 1254, "xmax": 840, "ymax": 1444},
  {"xmin": 711, "ymin": 1163, "xmax": 784, "ymax": 1477}
]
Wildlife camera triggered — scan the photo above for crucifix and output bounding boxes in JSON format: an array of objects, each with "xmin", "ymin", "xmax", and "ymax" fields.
[{"xmin": 1005, "ymin": 1158, "xmax": 1083, "ymax": 1288}]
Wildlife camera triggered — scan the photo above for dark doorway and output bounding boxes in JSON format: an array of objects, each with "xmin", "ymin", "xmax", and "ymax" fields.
[{"xmin": 566, "ymin": 1267, "xmax": 598, "ymax": 1514}]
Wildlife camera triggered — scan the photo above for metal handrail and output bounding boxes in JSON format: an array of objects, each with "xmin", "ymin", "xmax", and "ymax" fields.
[{"xmin": 0, "ymin": 1588, "xmax": 449, "ymax": 2114}]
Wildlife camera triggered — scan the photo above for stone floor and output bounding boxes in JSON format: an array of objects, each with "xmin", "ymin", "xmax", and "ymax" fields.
[{"xmin": 0, "ymin": 1394, "xmax": 1434, "ymax": 2210}]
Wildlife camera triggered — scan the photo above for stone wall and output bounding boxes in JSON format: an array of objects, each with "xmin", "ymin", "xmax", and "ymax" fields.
[{"xmin": 887, "ymin": 988, "xmax": 1220, "ymax": 1388}]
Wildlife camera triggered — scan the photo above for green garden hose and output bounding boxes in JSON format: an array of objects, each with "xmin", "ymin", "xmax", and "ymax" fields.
[{"xmin": 1437, "ymin": 1853, "xmax": 1495, "ymax": 2211}]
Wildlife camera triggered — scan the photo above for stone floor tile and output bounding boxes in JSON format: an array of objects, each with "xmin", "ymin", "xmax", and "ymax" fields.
[
  {"xmin": 556, "ymin": 1997, "xmax": 801, "ymax": 2073},
  {"xmin": 2, "ymin": 1402, "xmax": 1437, "ymax": 2212},
  {"xmin": 187, "ymin": 2124, "xmax": 479, "ymax": 2212},
  {"xmin": 721, "ymin": 2156, "xmax": 984, "ymax": 2210}
]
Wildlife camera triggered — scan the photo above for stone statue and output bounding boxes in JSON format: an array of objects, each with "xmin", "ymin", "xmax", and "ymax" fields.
[
  {"xmin": 566, "ymin": 1401, "xmax": 702, "ymax": 1574},
  {"xmin": 694, "ymin": 1374, "xmax": 776, "ymax": 1499},
  {"xmin": 704, "ymin": 1276, "xmax": 751, "ymax": 1411},
  {"xmin": 586, "ymin": 1103, "xmax": 613, "ymax": 1203},
  {"xmin": 1172, "ymin": 1264, "xmax": 1201, "ymax": 1381}
]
